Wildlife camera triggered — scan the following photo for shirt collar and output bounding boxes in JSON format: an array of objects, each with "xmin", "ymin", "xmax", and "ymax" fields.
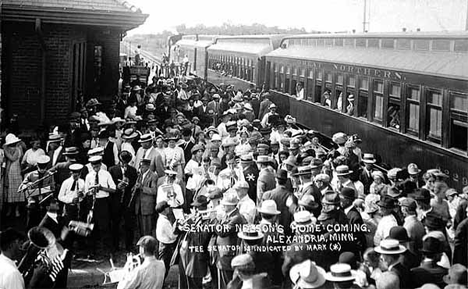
[
  {"xmin": 344, "ymin": 205, "xmax": 354, "ymax": 215},
  {"xmin": 0, "ymin": 254, "xmax": 18, "ymax": 268}
]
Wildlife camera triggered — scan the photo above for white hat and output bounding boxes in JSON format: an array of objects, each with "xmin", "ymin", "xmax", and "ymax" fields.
[
  {"xmin": 290, "ymin": 260, "xmax": 327, "ymax": 288},
  {"xmin": 220, "ymin": 193, "xmax": 239, "ymax": 206},
  {"xmin": 375, "ymin": 239, "xmax": 407, "ymax": 255},
  {"xmin": 88, "ymin": 147, "xmax": 104, "ymax": 156},
  {"xmin": 269, "ymin": 103, "xmax": 277, "ymax": 109},
  {"xmin": 37, "ymin": 155, "xmax": 51, "ymax": 165},
  {"xmin": 89, "ymin": 156, "xmax": 103, "ymax": 164},
  {"xmin": 211, "ymin": 134, "xmax": 222, "ymax": 141},
  {"xmin": 325, "ymin": 263, "xmax": 355, "ymax": 282},
  {"xmin": 238, "ymin": 225, "xmax": 264, "ymax": 240},
  {"xmin": 5, "ymin": 133, "xmax": 21, "ymax": 146},
  {"xmin": 164, "ymin": 169, "xmax": 177, "ymax": 175},
  {"xmin": 258, "ymin": 200, "xmax": 280, "ymax": 215},
  {"xmin": 294, "ymin": 210, "xmax": 312, "ymax": 225}
]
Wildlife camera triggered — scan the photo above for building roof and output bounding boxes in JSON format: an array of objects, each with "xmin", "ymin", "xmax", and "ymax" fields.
[
  {"xmin": 3, "ymin": 0, "xmax": 148, "ymax": 30},
  {"xmin": 266, "ymin": 46, "xmax": 468, "ymax": 81}
]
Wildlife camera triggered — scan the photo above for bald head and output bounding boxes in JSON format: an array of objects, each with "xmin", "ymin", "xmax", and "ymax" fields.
[{"xmin": 376, "ymin": 271, "xmax": 400, "ymax": 289}]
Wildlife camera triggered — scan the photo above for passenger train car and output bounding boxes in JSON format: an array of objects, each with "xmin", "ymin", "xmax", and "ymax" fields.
[
  {"xmin": 171, "ymin": 32, "xmax": 468, "ymax": 190},
  {"xmin": 266, "ymin": 32, "xmax": 468, "ymax": 190}
]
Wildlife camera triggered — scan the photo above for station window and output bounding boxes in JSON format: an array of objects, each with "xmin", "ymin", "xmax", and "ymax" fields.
[
  {"xmin": 426, "ymin": 90, "xmax": 443, "ymax": 142},
  {"xmin": 407, "ymin": 87, "xmax": 420, "ymax": 134},
  {"xmin": 450, "ymin": 92, "xmax": 467, "ymax": 151},
  {"xmin": 373, "ymin": 80, "xmax": 384, "ymax": 122}
]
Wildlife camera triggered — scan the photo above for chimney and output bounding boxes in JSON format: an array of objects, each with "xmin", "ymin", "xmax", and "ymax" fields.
[
  {"xmin": 352, "ymin": 29, "xmax": 356, "ymax": 33},
  {"xmin": 402, "ymin": 28, "xmax": 407, "ymax": 32}
]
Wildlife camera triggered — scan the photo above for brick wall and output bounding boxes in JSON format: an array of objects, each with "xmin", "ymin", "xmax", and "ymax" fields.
[{"xmin": 2, "ymin": 22, "xmax": 121, "ymax": 129}]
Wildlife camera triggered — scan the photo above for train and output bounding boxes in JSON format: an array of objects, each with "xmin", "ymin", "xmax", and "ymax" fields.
[{"xmin": 171, "ymin": 32, "xmax": 468, "ymax": 191}]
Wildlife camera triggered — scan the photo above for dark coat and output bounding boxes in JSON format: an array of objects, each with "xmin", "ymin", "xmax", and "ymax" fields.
[
  {"xmin": 179, "ymin": 140, "xmax": 195, "ymax": 166},
  {"xmin": 453, "ymin": 217, "xmax": 468, "ymax": 266},
  {"xmin": 214, "ymin": 208, "xmax": 247, "ymax": 270},
  {"xmin": 390, "ymin": 262, "xmax": 411, "ymax": 289},
  {"xmin": 411, "ymin": 260, "xmax": 448, "ymax": 288},
  {"xmin": 264, "ymin": 185, "xmax": 296, "ymax": 236},
  {"xmin": 108, "ymin": 164, "xmax": 138, "ymax": 211},
  {"xmin": 345, "ymin": 206, "xmax": 367, "ymax": 254}
]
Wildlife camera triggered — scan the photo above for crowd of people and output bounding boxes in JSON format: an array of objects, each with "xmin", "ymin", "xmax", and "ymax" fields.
[{"xmin": 1, "ymin": 73, "xmax": 468, "ymax": 289}]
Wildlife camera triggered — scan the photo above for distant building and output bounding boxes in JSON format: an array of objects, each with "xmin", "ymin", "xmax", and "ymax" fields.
[{"xmin": 1, "ymin": 0, "xmax": 147, "ymax": 129}]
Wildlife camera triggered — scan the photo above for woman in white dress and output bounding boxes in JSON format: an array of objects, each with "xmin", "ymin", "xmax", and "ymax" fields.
[{"xmin": 163, "ymin": 134, "xmax": 185, "ymax": 180}]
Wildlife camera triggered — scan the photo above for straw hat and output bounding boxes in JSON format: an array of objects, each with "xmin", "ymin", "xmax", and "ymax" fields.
[
  {"xmin": 375, "ymin": 239, "xmax": 407, "ymax": 255},
  {"xmin": 290, "ymin": 260, "xmax": 327, "ymax": 289},
  {"xmin": 5, "ymin": 133, "xmax": 21, "ymax": 146},
  {"xmin": 258, "ymin": 200, "xmax": 280, "ymax": 215},
  {"xmin": 325, "ymin": 263, "xmax": 355, "ymax": 282}
]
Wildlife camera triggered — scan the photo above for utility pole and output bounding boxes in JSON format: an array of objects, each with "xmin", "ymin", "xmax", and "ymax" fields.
[{"xmin": 466, "ymin": 0, "xmax": 468, "ymax": 30}]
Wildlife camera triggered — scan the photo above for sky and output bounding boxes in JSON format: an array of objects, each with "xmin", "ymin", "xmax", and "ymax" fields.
[{"xmin": 126, "ymin": 0, "xmax": 467, "ymax": 35}]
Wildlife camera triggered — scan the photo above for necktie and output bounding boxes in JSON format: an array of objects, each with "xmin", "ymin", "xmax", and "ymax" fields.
[
  {"xmin": 143, "ymin": 149, "xmax": 148, "ymax": 159},
  {"xmin": 71, "ymin": 180, "xmax": 77, "ymax": 191},
  {"xmin": 95, "ymin": 172, "xmax": 99, "ymax": 186}
]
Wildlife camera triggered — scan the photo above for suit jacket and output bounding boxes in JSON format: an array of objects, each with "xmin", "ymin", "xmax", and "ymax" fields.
[
  {"xmin": 250, "ymin": 98, "xmax": 260, "ymax": 119},
  {"xmin": 214, "ymin": 208, "xmax": 247, "ymax": 270},
  {"xmin": 257, "ymin": 168, "xmax": 276, "ymax": 204},
  {"xmin": 411, "ymin": 260, "xmax": 448, "ymax": 288},
  {"xmin": 134, "ymin": 170, "xmax": 158, "ymax": 215},
  {"xmin": 108, "ymin": 164, "xmax": 138, "ymax": 210},
  {"xmin": 358, "ymin": 167, "xmax": 374, "ymax": 194},
  {"xmin": 453, "ymin": 217, "xmax": 468, "ymax": 266},
  {"xmin": 264, "ymin": 185, "xmax": 296, "ymax": 236},
  {"xmin": 454, "ymin": 200, "xmax": 468, "ymax": 230},
  {"xmin": 344, "ymin": 206, "xmax": 366, "ymax": 254},
  {"xmin": 258, "ymin": 99, "xmax": 272, "ymax": 121},
  {"xmin": 403, "ymin": 215, "xmax": 425, "ymax": 250},
  {"xmin": 390, "ymin": 262, "xmax": 411, "ymax": 289},
  {"xmin": 134, "ymin": 147, "xmax": 165, "ymax": 178},
  {"xmin": 299, "ymin": 183, "xmax": 322, "ymax": 217},
  {"xmin": 179, "ymin": 216, "xmax": 213, "ymax": 278},
  {"xmin": 179, "ymin": 140, "xmax": 195, "ymax": 166},
  {"xmin": 48, "ymin": 147, "xmax": 65, "ymax": 168}
]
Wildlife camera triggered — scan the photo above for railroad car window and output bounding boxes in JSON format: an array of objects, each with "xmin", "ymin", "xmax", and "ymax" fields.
[
  {"xmin": 358, "ymin": 92, "xmax": 368, "ymax": 118},
  {"xmin": 407, "ymin": 87, "xmax": 420, "ymax": 134},
  {"xmin": 337, "ymin": 74, "xmax": 344, "ymax": 85},
  {"xmin": 451, "ymin": 120, "xmax": 467, "ymax": 151},
  {"xmin": 368, "ymin": 39, "xmax": 380, "ymax": 48},
  {"xmin": 317, "ymin": 39, "xmax": 325, "ymax": 46},
  {"xmin": 427, "ymin": 90, "xmax": 443, "ymax": 141},
  {"xmin": 293, "ymin": 67, "xmax": 298, "ymax": 76},
  {"xmin": 94, "ymin": 46, "xmax": 103, "ymax": 87},
  {"xmin": 451, "ymin": 92, "xmax": 468, "ymax": 112},
  {"xmin": 387, "ymin": 104, "xmax": 401, "ymax": 129},
  {"xmin": 415, "ymin": 40, "xmax": 430, "ymax": 51},
  {"xmin": 325, "ymin": 73, "xmax": 333, "ymax": 83},
  {"xmin": 300, "ymin": 68, "xmax": 306, "ymax": 77},
  {"xmin": 315, "ymin": 83, "xmax": 322, "ymax": 103},
  {"xmin": 432, "ymin": 40, "xmax": 450, "ymax": 51},
  {"xmin": 347, "ymin": 76, "xmax": 356, "ymax": 87},
  {"xmin": 345, "ymin": 38, "xmax": 355, "ymax": 47},
  {"xmin": 408, "ymin": 87, "xmax": 420, "ymax": 101},
  {"xmin": 397, "ymin": 39, "xmax": 411, "ymax": 50},
  {"xmin": 325, "ymin": 39, "xmax": 333, "ymax": 46},
  {"xmin": 356, "ymin": 38, "xmax": 366, "ymax": 47},
  {"xmin": 390, "ymin": 83, "xmax": 401, "ymax": 98},
  {"xmin": 454, "ymin": 40, "xmax": 468, "ymax": 52},
  {"xmin": 308, "ymin": 70, "xmax": 314, "ymax": 79},
  {"xmin": 374, "ymin": 81, "xmax": 384, "ymax": 93},
  {"xmin": 359, "ymin": 78, "xmax": 369, "ymax": 90},
  {"xmin": 335, "ymin": 39, "xmax": 344, "ymax": 46},
  {"xmin": 374, "ymin": 94, "xmax": 384, "ymax": 121},
  {"xmin": 317, "ymin": 71, "xmax": 323, "ymax": 80},
  {"xmin": 308, "ymin": 39, "xmax": 316, "ymax": 46}
]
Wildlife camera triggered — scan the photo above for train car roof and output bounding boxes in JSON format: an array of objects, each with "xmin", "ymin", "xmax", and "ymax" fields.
[
  {"xmin": 266, "ymin": 45, "xmax": 468, "ymax": 80},
  {"xmin": 281, "ymin": 31, "xmax": 468, "ymax": 40},
  {"xmin": 208, "ymin": 34, "xmax": 284, "ymax": 57}
]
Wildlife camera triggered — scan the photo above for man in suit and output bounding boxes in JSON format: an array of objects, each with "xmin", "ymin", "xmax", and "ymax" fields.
[
  {"xmin": 52, "ymin": 147, "xmax": 80, "ymax": 188},
  {"xmin": 256, "ymin": 156, "xmax": 276, "ymax": 205},
  {"xmin": 296, "ymin": 166, "xmax": 322, "ymax": 217},
  {"xmin": 411, "ymin": 237, "xmax": 448, "ymax": 288},
  {"xmin": 401, "ymin": 197, "xmax": 425, "ymax": 251},
  {"xmin": 133, "ymin": 158, "xmax": 158, "ymax": 237},
  {"xmin": 339, "ymin": 187, "xmax": 366, "ymax": 255},
  {"xmin": 180, "ymin": 128, "xmax": 195, "ymax": 165},
  {"xmin": 65, "ymin": 112, "xmax": 84, "ymax": 148},
  {"xmin": 134, "ymin": 133, "xmax": 165, "ymax": 177},
  {"xmin": 155, "ymin": 95, "xmax": 172, "ymax": 122},
  {"xmin": 207, "ymin": 93, "xmax": 221, "ymax": 126},
  {"xmin": 239, "ymin": 155, "xmax": 259, "ymax": 204},
  {"xmin": 194, "ymin": 96, "xmax": 212, "ymax": 128},
  {"xmin": 453, "ymin": 205, "xmax": 468, "ymax": 266},
  {"xmin": 258, "ymin": 93, "xmax": 272, "ymax": 121},
  {"xmin": 47, "ymin": 134, "xmax": 65, "ymax": 168},
  {"xmin": 359, "ymin": 153, "xmax": 376, "ymax": 194},
  {"xmin": 213, "ymin": 193, "xmax": 247, "ymax": 289},
  {"xmin": 98, "ymin": 130, "xmax": 119, "ymax": 169},
  {"xmin": 263, "ymin": 169, "xmax": 296, "ymax": 236},
  {"xmin": 108, "ymin": 151, "xmax": 138, "ymax": 251},
  {"xmin": 375, "ymin": 239, "xmax": 411, "ymax": 289}
]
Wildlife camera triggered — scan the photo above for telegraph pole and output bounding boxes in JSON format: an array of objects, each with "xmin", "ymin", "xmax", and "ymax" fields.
[{"xmin": 363, "ymin": 0, "xmax": 369, "ymax": 32}]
